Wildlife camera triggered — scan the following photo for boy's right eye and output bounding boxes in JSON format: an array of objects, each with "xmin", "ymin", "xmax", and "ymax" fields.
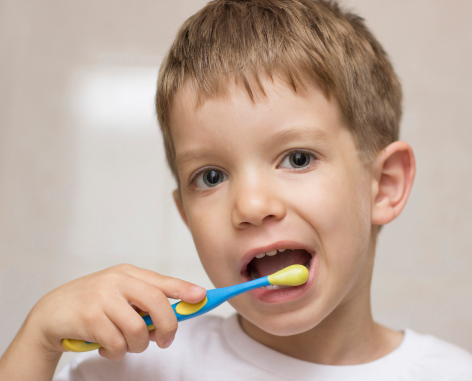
[{"xmin": 194, "ymin": 169, "xmax": 228, "ymax": 189}]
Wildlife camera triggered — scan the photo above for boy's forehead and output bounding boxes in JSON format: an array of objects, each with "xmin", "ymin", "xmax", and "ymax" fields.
[
  {"xmin": 169, "ymin": 75, "xmax": 362, "ymax": 172},
  {"xmin": 170, "ymin": 73, "xmax": 326, "ymax": 124},
  {"xmin": 170, "ymin": 76, "xmax": 254, "ymax": 117}
]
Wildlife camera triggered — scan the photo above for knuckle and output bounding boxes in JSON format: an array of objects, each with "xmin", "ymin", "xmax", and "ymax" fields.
[
  {"xmin": 82, "ymin": 308, "xmax": 99, "ymax": 326},
  {"xmin": 101, "ymin": 271, "xmax": 129, "ymax": 289},
  {"xmin": 151, "ymin": 288, "xmax": 166, "ymax": 301},
  {"xmin": 100, "ymin": 271, "xmax": 122, "ymax": 288},
  {"xmin": 154, "ymin": 273, "xmax": 168, "ymax": 286},
  {"xmin": 106, "ymin": 337, "xmax": 127, "ymax": 354},
  {"xmin": 128, "ymin": 339, "xmax": 149, "ymax": 354},
  {"xmin": 107, "ymin": 349, "xmax": 126, "ymax": 362},
  {"xmin": 146, "ymin": 289, "xmax": 166, "ymax": 307},
  {"xmin": 159, "ymin": 320, "xmax": 178, "ymax": 337},
  {"xmin": 127, "ymin": 318, "xmax": 146, "ymax": 336},
  {"xmin": 117, "ymin": 263, "xmax": 135, "ymax": 273},
  {"xmin": 105, "ymin": 264, "xmax": 133, "ymax": 279}
]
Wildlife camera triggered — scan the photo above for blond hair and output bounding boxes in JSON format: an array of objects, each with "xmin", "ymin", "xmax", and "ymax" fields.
[{"xmin": 156, "ymin": 0, "xmax": 402, "ymax": 181}]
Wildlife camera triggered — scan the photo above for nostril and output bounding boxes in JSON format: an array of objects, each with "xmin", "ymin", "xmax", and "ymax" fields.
[{"xmin": 237, "ymin": 221, "xmax": 251, "ymax": 229}]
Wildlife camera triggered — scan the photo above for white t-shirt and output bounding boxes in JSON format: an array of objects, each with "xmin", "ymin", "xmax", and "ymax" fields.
[{"xmin": 54, "ymin": 314, "xmax": 472, "ymax": 381}]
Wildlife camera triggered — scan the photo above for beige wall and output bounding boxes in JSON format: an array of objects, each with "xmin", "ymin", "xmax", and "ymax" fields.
[{"xmin": 1, "ymin": 0, "xmax": 471, "ymax": 374}]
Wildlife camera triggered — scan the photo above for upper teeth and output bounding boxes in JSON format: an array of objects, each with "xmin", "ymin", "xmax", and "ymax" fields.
[{"xmin": 255, "ymin": 249, "xmax": 288, "ymax": 259}]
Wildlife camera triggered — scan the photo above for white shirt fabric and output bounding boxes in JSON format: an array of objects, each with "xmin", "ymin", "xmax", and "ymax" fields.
[{"xmin": 54, "ymin": 314, "xmax": 472, "ymax": 381}]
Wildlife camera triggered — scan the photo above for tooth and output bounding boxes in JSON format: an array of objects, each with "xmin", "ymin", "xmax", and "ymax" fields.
[
  {"xmin": 250, "ymin": 271, "xmax": 259, "ymax": 280},
  {"xmin": 264, "ymin": 285, "xmax": 290, "ymax": 290},
  {"xmin": 278, "ymin": 249, "xmax": 286, "ymax": 252},
  {"xmin": 266, "ymin": 250, "xmax": 277, "ymax": 256},
  {"xmin": 255, "ymin": 253, "xmax": 265, "ymax": 258}
]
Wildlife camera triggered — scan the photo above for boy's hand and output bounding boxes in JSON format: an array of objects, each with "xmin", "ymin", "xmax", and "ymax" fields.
[{"xmin": 29, "ymin": 264, "xmax": 206, "ymax": 361}]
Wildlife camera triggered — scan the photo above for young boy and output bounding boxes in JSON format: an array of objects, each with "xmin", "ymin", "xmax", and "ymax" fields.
[{"xmin": 1, "ymin": 0, "xmax": 472, "ymax": 380}]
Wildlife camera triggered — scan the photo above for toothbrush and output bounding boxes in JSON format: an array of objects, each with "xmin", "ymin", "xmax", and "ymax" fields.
[{"xmin": 62, "ymin": 264, "xmax": 309, "ymax": 352}]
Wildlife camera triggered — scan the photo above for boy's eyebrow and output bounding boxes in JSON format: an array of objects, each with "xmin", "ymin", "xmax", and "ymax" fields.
[
  {"xmin": 267, "ymin": 127, "xmax": 330, "ymax": 147},
  {"xmin": 176, "ymin": 149, "xmax": 215, "ymax": 168},
  {"xmin": 176, "ymin": 128, "xmax": 330, "ymax": 168}
]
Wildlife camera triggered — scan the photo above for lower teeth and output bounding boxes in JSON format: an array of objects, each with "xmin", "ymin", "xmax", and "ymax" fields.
[{"xmin": 264, "ymin": 285, "xmax": 291, "ymax": 290}]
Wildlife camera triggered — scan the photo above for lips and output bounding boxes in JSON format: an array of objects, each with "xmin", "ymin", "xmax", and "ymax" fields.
[
  {"xmin": 240, "ymin": 241, "xmax": 315, "ymax": 275},
  {"xmin": 247, "ymin": 249, "xmax": 311, "ymax": 279},
  {"xmin": 239, "ymin": 241, "xmax": 317, "ymax": 303}
]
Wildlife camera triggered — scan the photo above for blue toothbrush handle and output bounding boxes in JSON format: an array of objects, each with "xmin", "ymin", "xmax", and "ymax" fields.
[
  {"xmin": 172, "ymin": 275, "xmax": 270, "ymax": 322},
  {"xmin": 62, "ymin": 276, "xmax": 270, "ymax": 352}
]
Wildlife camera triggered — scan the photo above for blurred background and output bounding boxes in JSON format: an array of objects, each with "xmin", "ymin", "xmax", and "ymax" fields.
[{"xmin": 1, "ymin": 0, "xmax": 471, "ymax": 375}]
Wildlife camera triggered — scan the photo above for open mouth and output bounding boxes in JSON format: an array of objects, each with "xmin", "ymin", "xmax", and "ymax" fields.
[{"xmin": 243, "ymin": 247, "xmax": 313, "ymax": 290}]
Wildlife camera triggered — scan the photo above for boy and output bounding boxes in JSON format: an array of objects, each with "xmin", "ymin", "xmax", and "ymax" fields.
[{"xmin": 1, "ymin": 0, "xmax": 472, "ymax": 379}]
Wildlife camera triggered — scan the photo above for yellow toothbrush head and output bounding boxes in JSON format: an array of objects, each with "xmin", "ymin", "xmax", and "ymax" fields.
[{"xmin": 267, "ymin": 264, "xmax": 309, "ymax": 286}]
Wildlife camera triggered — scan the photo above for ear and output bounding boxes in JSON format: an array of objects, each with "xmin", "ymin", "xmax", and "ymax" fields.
[
  {"xmin": 173, "ymin": 189, "xmax": 189, "ymax": 227},
  {"xmin": 371, "ymin": 141, "xmax": 416, "ymax": 225}
]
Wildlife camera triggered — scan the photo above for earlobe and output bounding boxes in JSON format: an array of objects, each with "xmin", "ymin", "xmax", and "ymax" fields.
[
  {"xmin": 173, "ymin": 189, "xmax": 189, "ymax": 227},
  {"xmin": 371, "ymin": 141, "xmax": 416, "ymax": 226}
]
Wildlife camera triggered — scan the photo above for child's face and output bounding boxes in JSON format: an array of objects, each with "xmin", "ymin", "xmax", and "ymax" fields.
[{"xmin": 170, "ymin": 76, "xmax": 376, "ymax": 336}]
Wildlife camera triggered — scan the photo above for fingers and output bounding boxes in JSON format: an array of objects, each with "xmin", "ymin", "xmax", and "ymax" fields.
[
  {"xmin": 116, "ymin": 264, "xmax": 206, "ymax": 303},
  {"xmin": 84, "ymin": 312, "xmax": 127, "ymax": 361},
  {"xmin": 148, "ymin": 330, "xmax": 156, "ymax": 342},
  {"xmin": 70, "ymin": 264, "xmax": 206, "ymax": 360},
  {"xmin": 146, "ymin": 291, "xmax": 178, "ymax": 349},
  {"xmin": 116, "ymin": 276, "xmax": 179, "ymax": 349},
  {"xmin": 104, "ymin": 300, "xmax": 150, "ymax": 354}
]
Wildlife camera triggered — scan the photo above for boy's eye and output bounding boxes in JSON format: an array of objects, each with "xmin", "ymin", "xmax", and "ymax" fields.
[
  {"xmin": 279, "ymin": 151, "xmax": 314, "ymax": 169},
  {"xmin": 194, "ymin": 169, "xmax": 228, "ymax": 189}
]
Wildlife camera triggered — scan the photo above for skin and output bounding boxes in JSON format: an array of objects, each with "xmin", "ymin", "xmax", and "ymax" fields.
[
  {"xmin": 0, "ymin": 265, "xmax": 206, "ymax": 380},
  {"xmin": 0, "ymin": 74, "xmax": 415, "ymax": 379},
  {"xmin": 171, "ymin": 75, "xmax": 415, "ymax": 365}
]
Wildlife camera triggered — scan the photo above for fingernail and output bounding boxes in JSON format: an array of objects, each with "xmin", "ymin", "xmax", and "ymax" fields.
[
  {"xmin": 163, "ymin": 336, "xmax": 174, "ymax": 348},
  {"xmin": 191, "ymin": 285, "xmax": 205, "ymax": 294}
]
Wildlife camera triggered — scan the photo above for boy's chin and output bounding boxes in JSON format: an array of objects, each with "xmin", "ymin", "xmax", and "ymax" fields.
[{"xmin": 239, "ymin": 310, "xmax": 319, "ymax": 337}]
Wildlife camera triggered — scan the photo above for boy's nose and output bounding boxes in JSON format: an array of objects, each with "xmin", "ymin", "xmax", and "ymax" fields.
[{"xmin": 231, "ymin": 181, "xmax": 286, "ymax": 229}]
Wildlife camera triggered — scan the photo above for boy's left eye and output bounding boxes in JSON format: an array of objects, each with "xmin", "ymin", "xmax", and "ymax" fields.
[
  {"xmin": 279, "ymin": 151, "xmax": 315, "ymax": 170},
  {"xmin": 194, "ymin": 169, "xmax": 228, "ymax": 189}
]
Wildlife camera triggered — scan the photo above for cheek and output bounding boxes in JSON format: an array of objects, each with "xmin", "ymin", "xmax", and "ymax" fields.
[
  {"xmin": 289, "ymin": 171, "xmax": 356, "ymax": 228},
  {"xmin": 186, "ymin": 204, "xmax": 235, "ymax": 286},
  {"xmin": 186, "ymin": 196, "xmax": 223, "ymax": 243},
  {"xmin": 290, "ymin": 168, "xmax": 372, "ymax": 263}
]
